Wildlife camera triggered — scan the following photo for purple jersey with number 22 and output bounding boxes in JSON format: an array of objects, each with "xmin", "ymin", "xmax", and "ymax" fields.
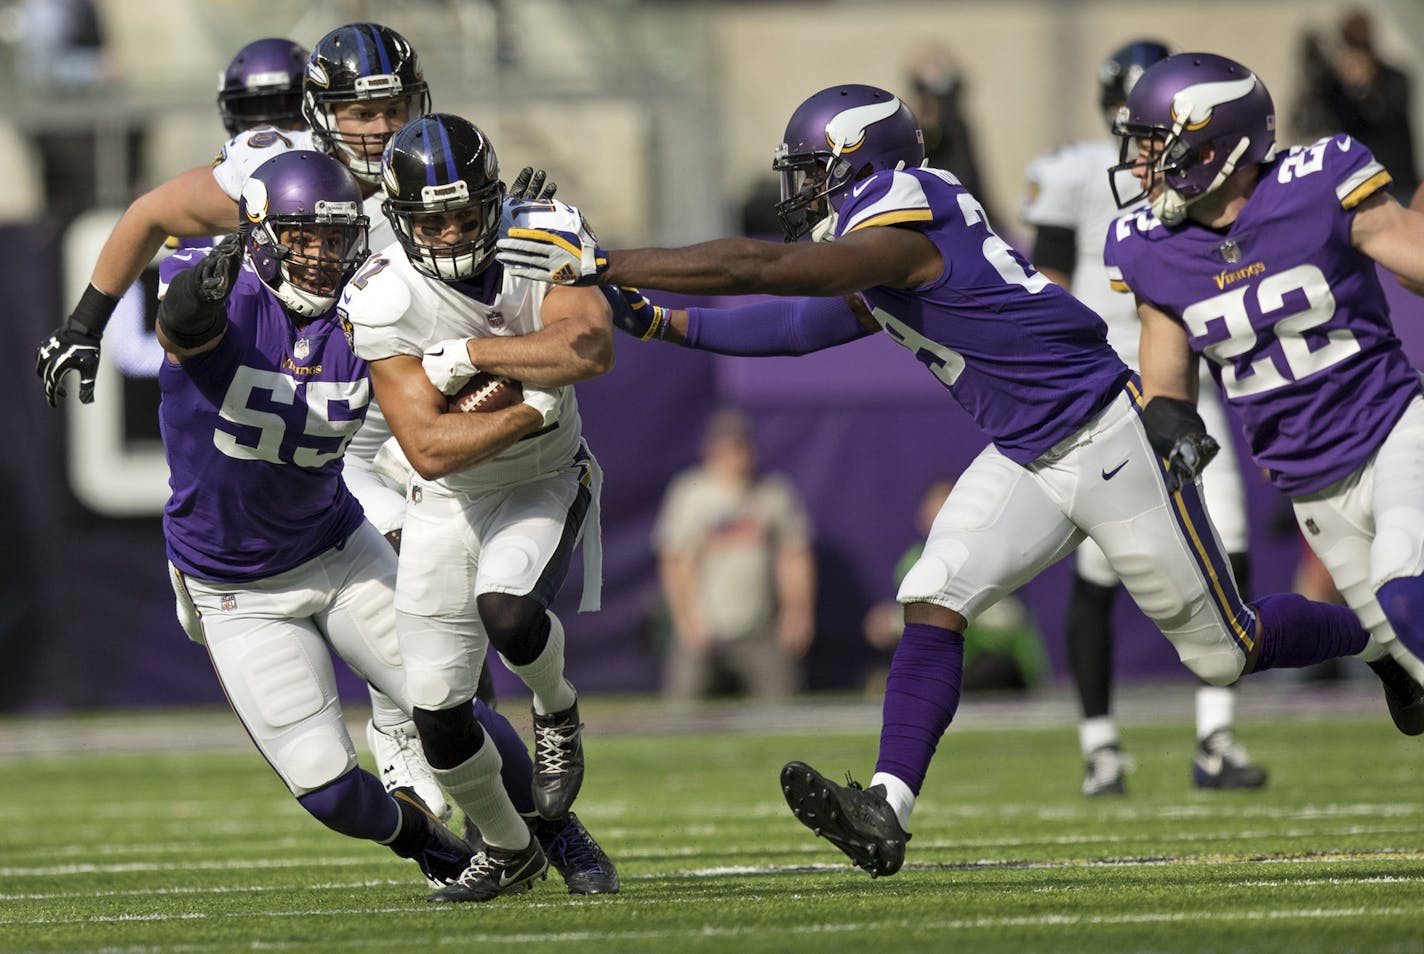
[{"xmin": 1105, "ymin": 134, "xmax": 1420, "ymax": 495}]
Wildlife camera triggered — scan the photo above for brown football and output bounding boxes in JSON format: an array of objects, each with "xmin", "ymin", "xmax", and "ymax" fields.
[{"xmin": 447, "ymin": 372, "xmax": 523, "ymax": 413}]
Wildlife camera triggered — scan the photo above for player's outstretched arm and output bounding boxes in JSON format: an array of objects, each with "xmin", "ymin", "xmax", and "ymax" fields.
[
  {"xmin": 463, "ymin": 285, "xmax": 615, "ymax": 386},
  {"xmin": 35, "ymin": 165, "xmax": 242, "ymax": 405}
]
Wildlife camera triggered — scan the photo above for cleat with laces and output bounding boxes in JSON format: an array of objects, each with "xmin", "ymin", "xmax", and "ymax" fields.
[
  {"xmin": 1081, "ymin": 743, "xmax": 1129, "ymax": 797},
  {"xmin": 367, "ymin": 719, "xmax": 452, "ymax": 824},
  {"xmin": 1367, "ymin": 655, "xmax": 1424, "ymax": 736},
  {"xmin": 531, "ymin": 700, "xmax": 585, "ymax": 818},
  {"xmin": 389, "ymin": 792, "xmax": 476, "ymax": 888},
  {"xmin": 427, "ymin": 836, "xmax": 548, "ymax": 903},
  {"xmin": 780, "ymin": 760, "xmax": 910, "ymax": 878},
  {"xmin": 532, "ymin": 812, "xmax": 620, "ymax": 895},
  {"xmin": 1192, "ymin": 728, "xmax": 1268, "ymax": 790}
]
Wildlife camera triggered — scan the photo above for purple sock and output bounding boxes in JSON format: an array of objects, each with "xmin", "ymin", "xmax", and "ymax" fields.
[
  {"xmin": 296, "ymin": 767, "xmax": 400, "ymax": 841},
  {"xmin": 472, "ymin": 699, "xmax": 536, "ymax": 815},
  {"xmin": 1252, "ymin": 593, "xmax": 1368, "ymax": 671},
  {"xmin": 1377, "ymin": 576, "xmax": 1424, "ymax": 661},
  {"xmin": 874, "ymin": 623, "xmax": 964, "ymax": 795}
]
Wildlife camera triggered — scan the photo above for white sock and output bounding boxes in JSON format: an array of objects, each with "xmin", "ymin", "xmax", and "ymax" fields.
[
  {"xmin": 1195, "ymin": 685, "xmax": 1234, "ymax": 742},
  {"xmin": 502, "ymin": 611, "xmax": 577, "ymax": 715},
  {"xmin": 367, "ymin": 688, "xmax": 407, "ymax": 733},
  {"xmin": 1079, "ymin": 716, "xmax": 1119, "ymax": 757},
  {"xmin": 869, "ymin": 772, "xmax": 916, "ymax": 832},
  {"xmin": 431, "ymin": 742, "xmax": 529, "ymax": 851}
]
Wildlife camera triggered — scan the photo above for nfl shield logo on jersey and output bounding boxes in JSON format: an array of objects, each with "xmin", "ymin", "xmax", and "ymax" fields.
[
  {"xmin": 294, "ymin": 338, "xmax": 310, "ymax": 361},
  {"xmin": 487, "ymin": 310, "xmax": 505, "ymax": 328},
  {"xmin": 1218, "ymin": 240, "xmax": 1242, "ymax": 264},
  {"xmin": 220, "ymin": 594, "xmax": 237, "ymax": 611}
]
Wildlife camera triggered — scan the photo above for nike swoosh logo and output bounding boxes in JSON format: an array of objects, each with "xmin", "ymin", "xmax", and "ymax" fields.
[
  {"xmin": 1335, "ymin": 136, "xmax": 1352, "ymax": 152},
  {"xmin": 498, "ymin": 866, "xmax": 531, "ymax": 888},
  {"xmin": 852, "ymin": 180, "xmax": 872, "ymax": 199},
  {"xmin": 1101, "ymin": 460, "xmax": 1129, "ymax": 480}
]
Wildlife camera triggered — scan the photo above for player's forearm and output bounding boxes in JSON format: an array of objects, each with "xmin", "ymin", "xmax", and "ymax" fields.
[
  {"xmin": 397, "ymin": 405, "xmax": 543, "ymax": 480},
  {"xmin": 684, "ymin": 296, "xmax": 870, "ymax": 356},
  {"xmin": 466, "ymin": 321, "xmax": 613, "ymax": 386},
  {"xmin": 89, "ymin": 210, "xmax": 175, "ymax": 298},
  {"xmin": 605, "ymin": 238, "xmax": 818, "ymax": 296}
]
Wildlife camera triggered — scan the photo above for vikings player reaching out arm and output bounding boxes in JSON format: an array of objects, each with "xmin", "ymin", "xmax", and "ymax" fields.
[
  {"xmin": 1104, "ymin": 52, "xmax": 1424, "ymax": 735},
  {"xmin": 1022, "ymin": 39, "xmax": 1265, "ymax": 797},
  {"xmin": 339, "ymin": 114, "xmax": 618, "ymax": 902},
  {"xmin": 498, "ymin": 83, "xmax": 1415, "ymax": 879}
]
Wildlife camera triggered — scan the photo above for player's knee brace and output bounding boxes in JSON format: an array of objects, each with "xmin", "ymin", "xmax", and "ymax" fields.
[
  {"xmin": 296, "ymin": 767, "xmax": 399, "ymax": 842},
  {"xmin": 412, "ymin": 703, "xmax": 485, "ymax": 770},
  {"xmin": 476, "ymin": 591, "xmax": 550, "ymax": 665}
]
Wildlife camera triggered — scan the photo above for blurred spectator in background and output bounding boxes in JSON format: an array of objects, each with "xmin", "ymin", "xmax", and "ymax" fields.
[
  {"xmin": 907, "ymin": 44, "xmax": 1000, "ymax": 227},
  {"xmin": 18, "ymin": 0, "xmax": 109, "ymax": 88},
  {"xmin": 654, "ymin": 409, "xmax": 816, "ymax": 702},
  {"xmin": 862, "ymin": 478, "xmax": 1048, "ymax": 697},
  {"xmin": 1293, "ymin": 9, "xmax": 1417, "ymax": 200}
]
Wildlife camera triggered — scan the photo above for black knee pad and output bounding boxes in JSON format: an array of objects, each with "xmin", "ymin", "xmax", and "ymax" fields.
[
  {"xmin": 477, "ymin": 592, "xmax": 550, "ymax": 665},
  {"xmin": 1229, "ymin": 551, "xmax": 1251, "ymax": 599},
  {"xmin": 412, "ymin": 704, "xmax": 484, "ymax": 769}
]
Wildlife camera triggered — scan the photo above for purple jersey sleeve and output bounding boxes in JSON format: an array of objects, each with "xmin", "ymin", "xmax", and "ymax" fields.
[
  {"xmin": 833, "ymin": 168, "xmax": 1130, "ymax": 463},
  {"xmin": 160, "ymin": 273, "xmax": 370, "ymax": 582},
  {"xmin": 1106, "ymin": 135, "xmax": 1419, "ymax": 495},
  {"xmin": 684, "ymin": 296, "xmax": 871, "ymax": 355}
]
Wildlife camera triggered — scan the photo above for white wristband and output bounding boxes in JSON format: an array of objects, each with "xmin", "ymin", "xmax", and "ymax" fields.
[
  {"xmin": 421, "ymin": 338, "xmax": 478, "ymax": 395},
  {"xmin": 522, "ymin": 385, "xmax": 562, "ymax": 428}
]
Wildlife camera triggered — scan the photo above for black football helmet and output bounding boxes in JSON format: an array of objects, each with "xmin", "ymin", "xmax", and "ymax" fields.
[
  {"xmin": 218, "ymin": 38, "xmax": 308, "ymax": 136},
  {"xmin": 1098, "ymin": 40, "xmax": 1172, "ymax": 113},
  {"xmin": 302, "ymin": 23, "xmax": 430, "ymax": 184},
  {"xmin": 381, "ymin": 113, "xmax": 504, "ymax": 281}
]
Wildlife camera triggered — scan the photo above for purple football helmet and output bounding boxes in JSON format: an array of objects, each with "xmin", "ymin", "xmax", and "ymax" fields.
[
  {"xmin": 217, "ymin": 38, "xmax": 309, "ymax": 136},
  {"xmin": 1108, "ymin": 52, "xmax": 1276, "ymax": 222},
  {"xmin": 302, "ymin": 23, "xmax": 431, "ymax": 185},
  {"xmin": 239, "ymin": 152, "xmax": 369, "ymax": 318},
  {"xmin": 773, "ymin": 84, "xmax": 925, "ymax": 242}
]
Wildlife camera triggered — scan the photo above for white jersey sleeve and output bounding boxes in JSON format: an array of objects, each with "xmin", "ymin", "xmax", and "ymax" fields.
[
  {"xmin": 210, "ymin": 127, "xmax": 318, "ymax": 201},
  {"xmin": 338, "ymin": 242, "xmax": 423, "ymax": 361}
]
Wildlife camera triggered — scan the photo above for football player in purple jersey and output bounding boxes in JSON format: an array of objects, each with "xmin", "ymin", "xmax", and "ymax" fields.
[
  {"xmin": 154, "ymin": 150, "xmax": 499, "ymax": 897},
  {"xmin": 497, "ymin": 82, "xmax": 1422, "ymax": 879},
  {"xmin": 1104, "ymin": 53, "xmax": 1424, "ymax": 739},
  {"xmin": 1024, "ymin": 40, "xmax": 1267, "ymax": 796}
]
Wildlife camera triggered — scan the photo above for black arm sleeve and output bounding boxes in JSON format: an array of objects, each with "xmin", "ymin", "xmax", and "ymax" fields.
[
  {"xmin": 157, "ymin": 266, "xmax": 229, "ymax": 350},
  {"xmin": 1140, "ymin": 396, "xmax": 1208, "ymax": 458},
  {"xmin": 1030, "ymin": 225, "xmax": 1077, "ymax": 276}
]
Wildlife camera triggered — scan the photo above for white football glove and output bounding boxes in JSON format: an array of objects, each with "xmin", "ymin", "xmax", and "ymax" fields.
[
  {"xmin": 522, "ymin": 384, "xmax": 563, "ymax": 428},
  {"xmin": 497, "ymin": 200, "xmax": 607, "ymax": 286},
  {"xmin": 421, "ymin": 338, "xmax": 478, "ymax": 395}
]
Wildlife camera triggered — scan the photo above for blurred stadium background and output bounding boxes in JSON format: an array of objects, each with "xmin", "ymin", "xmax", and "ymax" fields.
[{"xmin": 4, "ymin": 0, "xmax": 1424, "ymax": 712}]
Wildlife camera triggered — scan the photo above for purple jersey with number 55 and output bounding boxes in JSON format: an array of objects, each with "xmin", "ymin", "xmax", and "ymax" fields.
[
  {"xmin": 1105, "ymin": 134, "xmax": 1421, "ymax": 495},
  {"xmin": 834, "ymin": 167, "xmax": 1131, "ymax": 463},
  {"xmin": 159, "ymin": 249, "xmax": 370, "ymax": 582}
]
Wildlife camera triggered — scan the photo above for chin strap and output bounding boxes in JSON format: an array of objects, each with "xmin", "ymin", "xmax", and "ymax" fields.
[
  {"xmin": 810, "ymin": 211, "xmax": 839, "ymax": 243},
  {"xmin": 1153, "ymin": 136, "xmax": 1252, "ymax": 225}
]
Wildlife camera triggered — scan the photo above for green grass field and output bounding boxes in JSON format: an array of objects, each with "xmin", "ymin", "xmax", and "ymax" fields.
[{"xmin": 2, "ymin": 698, "xmax": 1422, "ymax": 953}]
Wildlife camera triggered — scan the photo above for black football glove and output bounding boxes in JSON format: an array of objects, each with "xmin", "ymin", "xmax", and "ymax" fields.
[
  {"xmin": 1163, "ymin": 431, "xmax": 1220, "ymax": 494},
  {"xmin": 508, "ymin": 166, "xmax": 558, "ymax": 201},
  {"xmin": 1142, "ymin": 396, "xmax": 1219, "ymax": 494},
  {"xmin": 36, "ymin": 321, "xmax": 102, "ymax": 406},
  {"xmin": 196, "ymin": 227, "xmax": 248, "ymax": 302}
]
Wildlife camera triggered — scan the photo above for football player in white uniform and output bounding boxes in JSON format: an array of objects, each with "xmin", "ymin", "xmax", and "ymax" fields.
[
  {"xmin": 338, "ymin": 113, "xmax": 617, "ymax": 902},
  {"xmin": 1022, "ymin": 40, "xmax": 1266, "ymax": 796}
]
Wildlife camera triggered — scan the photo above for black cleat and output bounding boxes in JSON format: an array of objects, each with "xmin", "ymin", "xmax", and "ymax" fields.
[
  {"xmin": 532, "ymin": 700, "xmax": 585, "ymax": 818},
  {"xmin": 780, "ymin": 760, "xmax": 910, "ymax": 878},
  {"xmin": 1368, "ymin": 655, "xmax": 1424, "ymax": 736},
  {"xmin": 390, "ymin": 790, "xmax": 476, "ymax": 888},
  {"xmin": 533, "ymin": 812, "xmax": 621, "ymax": 895},
  {"xmin": 427, "ymin": 836, "xmax": 548, "ymax": 903},
  {"xmin": 1191, "ymin": 729, "xmax": 1269, "ymax": 790},
  {"xmin": 1081, "ymin": 744, "xmax": 1128, "ymax": 797}
]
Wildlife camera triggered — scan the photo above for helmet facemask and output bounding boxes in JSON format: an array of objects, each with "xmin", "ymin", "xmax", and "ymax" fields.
[
  {"xmin": 248, "ymin": 203, "xmax": 369, "ymax": 317},
  {"xmin": 308, "ymin": 82, "xmax": 430, "ymax": 184},
  {"xmin": 773, "ymin": 146, "xmax": 859, "ymax": 243},
  {"xmin": 386, "ymin": 178, "xmax": 505, "ymax": 281}
]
